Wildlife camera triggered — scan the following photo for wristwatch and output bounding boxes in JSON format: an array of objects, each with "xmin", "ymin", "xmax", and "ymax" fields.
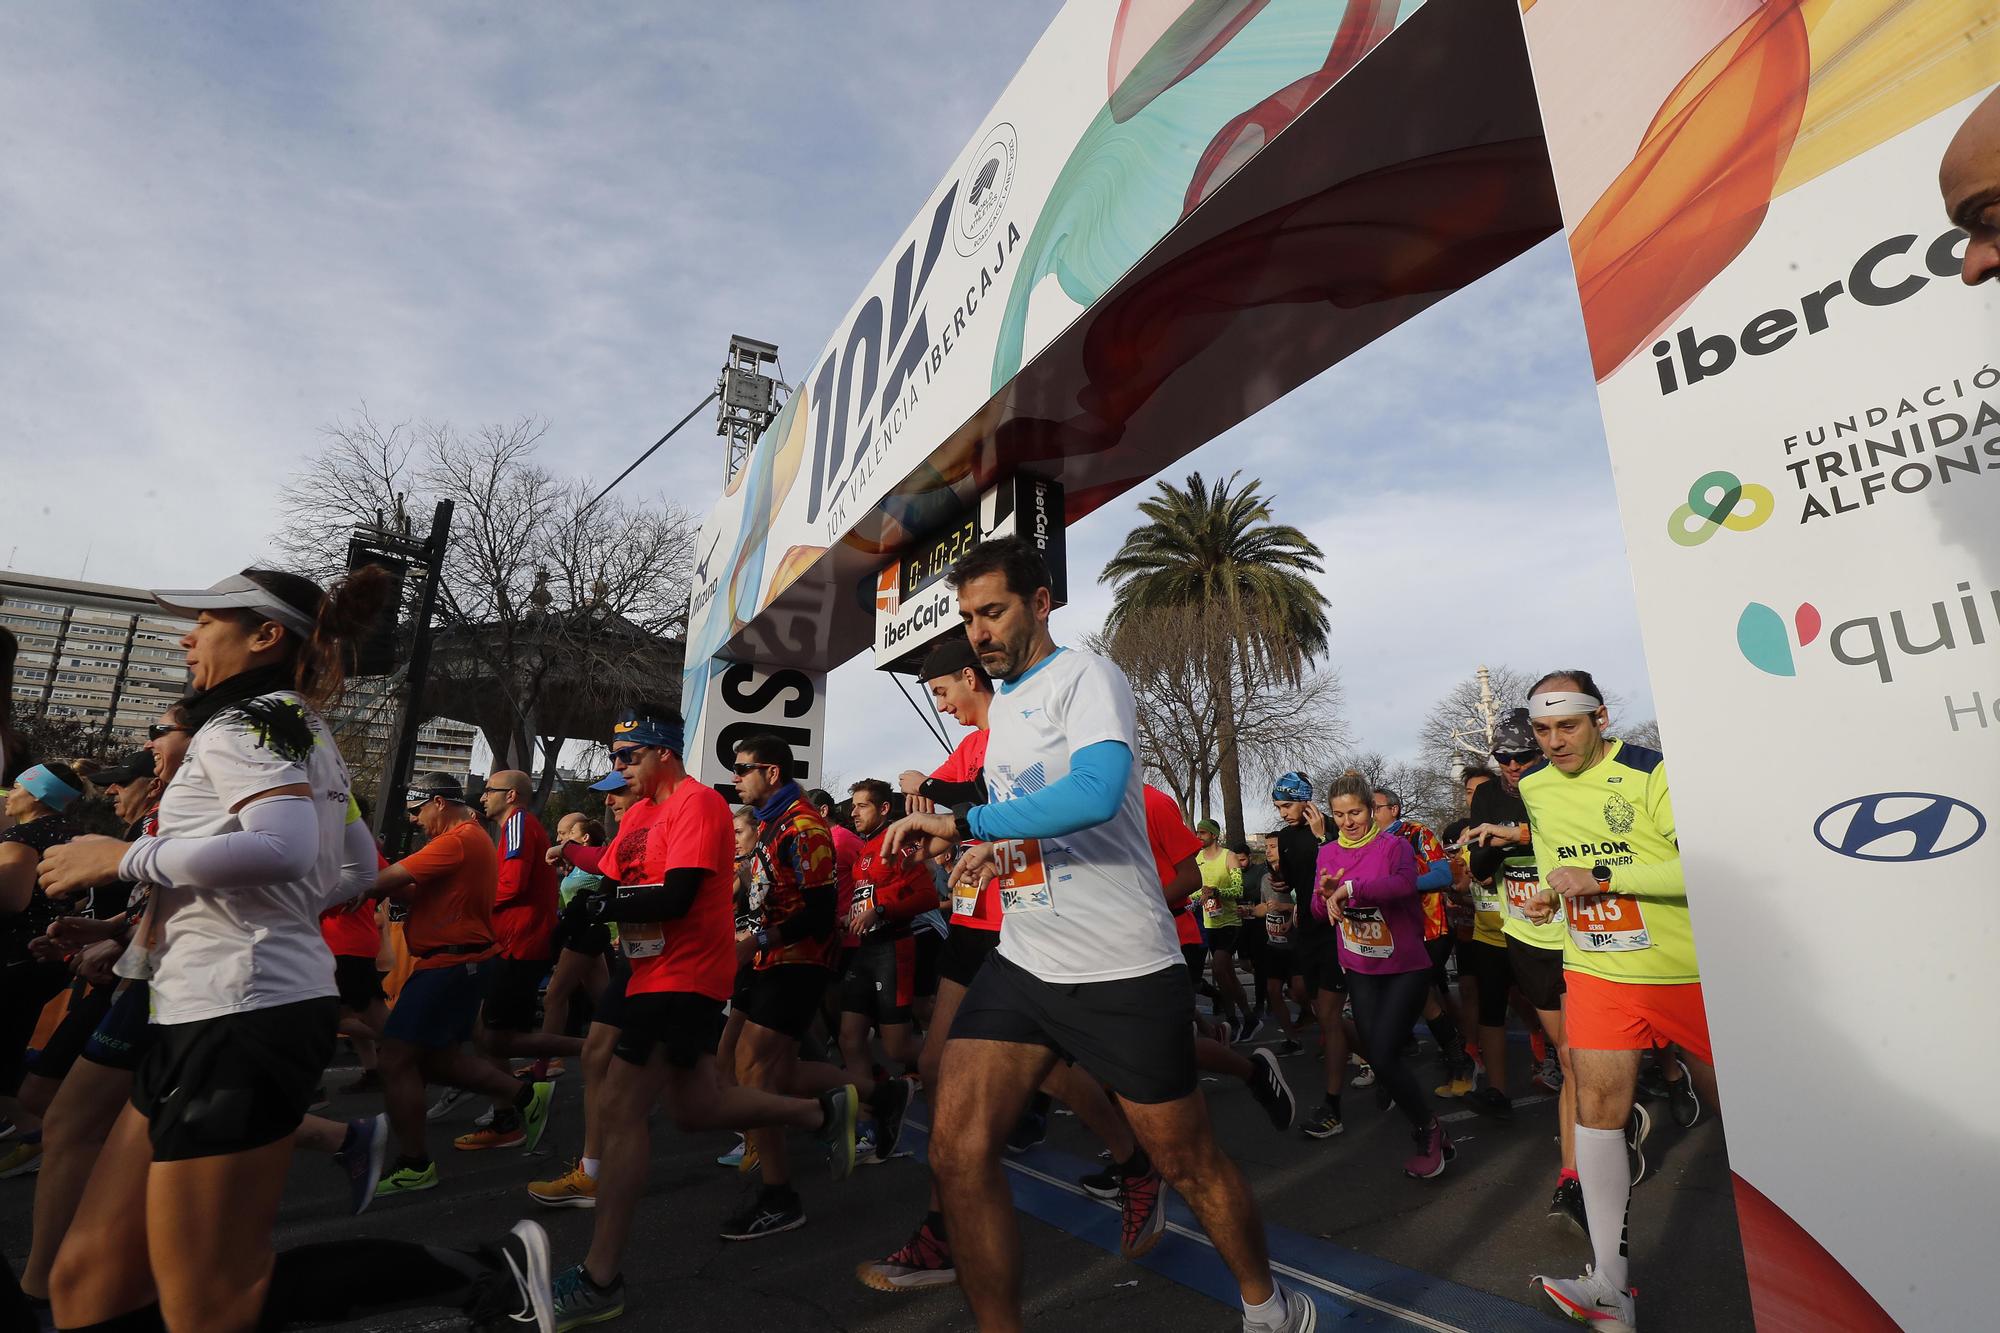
[
  {"xmin": 951, "ymin": 803, "xmax": 975, "ymax": 841},
  {"xmin": 1591, "ymin": 865, "xmax": 1612, "ymax": 890}
]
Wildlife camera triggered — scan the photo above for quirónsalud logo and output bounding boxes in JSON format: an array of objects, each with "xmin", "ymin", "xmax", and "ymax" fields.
[
  {"xmin": 1736, "ymin": 601, "xmax": 1822, "ymax": 676},
  {"xmin": 1668, "ymin": 470, "xmax": 1774, "ymax": 547},
  {"xmin": 1813, "ymin": 793, "xmax": 1985, "ymax": 862}
]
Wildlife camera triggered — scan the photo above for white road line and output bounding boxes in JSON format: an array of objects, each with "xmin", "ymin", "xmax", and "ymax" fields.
[{"xmin": 1001, "ymin": 1156, "xmax": 1478, "ymax": 1333}]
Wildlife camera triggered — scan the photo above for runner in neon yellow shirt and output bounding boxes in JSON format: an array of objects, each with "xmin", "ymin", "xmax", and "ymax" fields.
[{"xmin": 1517, "ymin": 670, "xmax": 1721, "ymax": 1333}]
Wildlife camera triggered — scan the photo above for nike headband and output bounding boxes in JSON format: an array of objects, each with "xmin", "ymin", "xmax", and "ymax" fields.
[{"xmin": 1527, "ymin": 691, "xmax": 1604, "ymax": 718}]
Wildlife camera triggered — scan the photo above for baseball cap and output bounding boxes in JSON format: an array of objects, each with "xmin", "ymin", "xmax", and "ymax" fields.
[
  {"xmin": 919, "ymin": 634, "xmax": 985, "ymax": 683},
  {"xmin": 1491, "ymin": 707, "xmax": 1536, "ymax": 756},
  {"xmin": 150, "ymin": 569, "xmax": 323, "ymax": 638},
  {"xmin": 94, "ymin": 749, "xmax": 156, "ymax": 789},
  {"xmin": 588, "ymin": 771, "xmax": 629, "ymax": 793}
]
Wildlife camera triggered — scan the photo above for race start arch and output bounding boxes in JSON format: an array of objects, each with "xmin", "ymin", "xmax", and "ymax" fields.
[{"xmin": 682, "ymin": 3, "xmax": 2000, "ymax": 1329}]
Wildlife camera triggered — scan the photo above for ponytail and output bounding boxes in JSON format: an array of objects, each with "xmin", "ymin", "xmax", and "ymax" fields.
[{"xmin": 233, "ymin": 565, "xmax": 395, "ymax": 713}]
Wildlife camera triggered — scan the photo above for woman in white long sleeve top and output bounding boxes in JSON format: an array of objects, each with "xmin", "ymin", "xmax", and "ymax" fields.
[{"xmin": 37, "ymin": 566, "xmax": 391, "ymax": 1332}]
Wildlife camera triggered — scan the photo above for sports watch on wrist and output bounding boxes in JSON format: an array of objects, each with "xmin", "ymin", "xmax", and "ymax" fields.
[
  {"xmin": 951, "ymin": 803, "xmax": 975, "ymax": 841},
  {"xmin": 1591, "ymin": 864, "xmax": 1612, "ymax": 890}
]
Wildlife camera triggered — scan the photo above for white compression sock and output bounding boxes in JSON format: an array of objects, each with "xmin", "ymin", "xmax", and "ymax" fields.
[
  {"xmin": 581, "ymin": 1157, "xmax": 601, "ymax": 1180},
  {"xmin": 1575, "ymin": 1124, "xmax": 1631, "ymax": 1290},
  {"xmin": 1242, "ymin": 1283, "xmax": 1287, "ymax": 1331}
]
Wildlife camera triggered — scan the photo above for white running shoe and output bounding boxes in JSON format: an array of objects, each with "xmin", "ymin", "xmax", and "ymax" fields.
[
  {"xmin": 473, "ymin": 1103, "xmax": 496, "ymax": 1129},
  {"xmin": 425, "ymin": 1088, "xmax": 465, "ymax": 1122},
  {"xmin": 1535, "ymin": 1267, "xmax": 1636, "ymax": 1331},
  {"xmin": 1244, "ymin": 1282, "xmax": 1318, "ymax": 1332}
]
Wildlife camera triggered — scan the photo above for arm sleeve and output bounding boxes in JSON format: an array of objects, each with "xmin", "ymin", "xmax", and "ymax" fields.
[
  {"xmin": 562, "ymin": 843, "xmax": 607, "ymax": 876},
  {"xmin": 919, "ymin": 774, "xmax": 987, "ymax": 806},
  {"xmin": 119, "ymin": 795, "xmax": 319, "ymax": 890},
  {"xmin": 602, "ymin": 867, "xmax": 704, "ymax": 922},
  {"xmin": 966, "ymin": 741, "xmax": 1132, "ymax": 841},
  {"xmin": 333, "ymin": 814, "xmax": 380, "ymax": 905},
  {"xmin": 1414, "ymin": 856, "xmax": 1453, "ymax": 892}
]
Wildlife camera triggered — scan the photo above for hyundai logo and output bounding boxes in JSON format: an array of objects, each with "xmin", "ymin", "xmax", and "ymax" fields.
[{"xmin": 1813, "ymin": 792, "xmax": 1986, "ymax": 863}]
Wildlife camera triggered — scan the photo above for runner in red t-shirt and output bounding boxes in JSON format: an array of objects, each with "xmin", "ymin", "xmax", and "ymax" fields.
[
  {"xmin": 835, "ymin": 780, "xmax": 929, "ymax": 1160},
  {"xmin": 319, "ymin": 809, "xmax": 389, "ymax": 1093},
  {"xmin": 547, "ymin": 706, "xmax": 862, "ymax": 1328}
]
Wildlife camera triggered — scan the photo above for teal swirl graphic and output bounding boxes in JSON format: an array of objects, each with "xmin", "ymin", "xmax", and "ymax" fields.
[{"xmin": 992, "ymin": 0, "xmax": 1372, "ymax": 391}]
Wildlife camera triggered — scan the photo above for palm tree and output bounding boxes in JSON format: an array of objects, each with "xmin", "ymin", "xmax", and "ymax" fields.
[{"xmin": 1101, "ymin": 471, "xmax": 1329, "ymax": 842}]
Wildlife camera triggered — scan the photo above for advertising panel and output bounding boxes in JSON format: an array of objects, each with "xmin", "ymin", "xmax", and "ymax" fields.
[{"xmin": 1518, "ymin": 4, "xmax": 2000, "ymax": 1327}]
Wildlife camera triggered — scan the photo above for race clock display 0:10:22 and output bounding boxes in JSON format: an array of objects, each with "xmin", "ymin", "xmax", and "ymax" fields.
[{"xmin": 901, "ymin": 515, "xmax": 980, "ymax": 598}]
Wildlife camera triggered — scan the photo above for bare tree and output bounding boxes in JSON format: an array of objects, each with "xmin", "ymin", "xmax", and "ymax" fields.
[
  {"xmin": 274, "ymin": 408, "xmax": 697, "ymax": 805},
  {"xmin": 1090, "ymin": 603, "xmax": 1348, "ymax": 825}
]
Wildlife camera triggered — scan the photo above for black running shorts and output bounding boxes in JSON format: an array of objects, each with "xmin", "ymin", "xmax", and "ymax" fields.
[
  {"xmin": 592, "ymin": 954, "xmax": 631, "ymax": 1031},
  {"xmin": 1462, "ymin": 938, "xmax": 1513, "ymax": 1026},
  {"xmin": 838, "ymin": 935, "xmax": 915, "ymax": 1026},
  {"xmin": 27, "ymin": 982, "xmax": 115, "ymax": 1083},
  {"xmin": 612, "ymin": 992, "xmax": 726, "ymax": 1069},
  {"xmin": 912, "ymin": 927, "xmax": 944, "ymax": 999},
  {"xmin": 950, "ymin": 953, "xmax": 1198, "ymax": 1105},
  {"xmin": 1506, "ymin": 935, "xmax": 1567, "ymax": 1013},
  {"xmin": 733, "ymin": 964, "xmax": 833, "ymax": 1040},
  {"xmin": 936, "ymin": 923, "xmax": 1001, "ymax": 989},
  {"xmin": 132, "ymin": 996, "xmax": 338, "ymax": 1161},
  {"xmin": 1206, "ymin": 925, "xmax": 1242, "ymax": 954},
  {"xmin": 1290, "ymin": 930, "xmax": 1347, "ymax": 997},
  {"xmin": 482, "ymin": 956, "xmax": 551, "ymax": 1032},
  {"xmin": 332, "ymin": 955, "xmax": 386, "ymax": 1012}
]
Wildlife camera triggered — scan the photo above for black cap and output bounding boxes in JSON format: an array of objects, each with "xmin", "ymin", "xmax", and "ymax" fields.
[
  {"xmin": 94, "ymin": 749, "xmax": 155, "ymax": 789},
  {"xmin": 919, "ymin": 634, "xmax": 985, "ymax": 683},
  {"xmin": 406, "ymin": 771, "xmax": 467, "ymax": 808}
]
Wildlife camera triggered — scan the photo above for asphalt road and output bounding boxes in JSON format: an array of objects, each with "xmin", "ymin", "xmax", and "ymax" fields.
[{"xmin": 0, "ymin": 1022, "xmax": 1753, "ymax": 1332}]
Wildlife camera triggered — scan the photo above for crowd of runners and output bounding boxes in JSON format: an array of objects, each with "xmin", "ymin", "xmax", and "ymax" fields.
[{"xmin": 0, "ymin": 534, "xmax": 1714, "ymax": 1333}]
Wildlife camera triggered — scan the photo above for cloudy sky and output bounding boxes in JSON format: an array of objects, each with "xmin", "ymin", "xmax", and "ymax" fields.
[{"xmin": 0, "ymin": 2, "xmax": 1655, "ymax": 792}]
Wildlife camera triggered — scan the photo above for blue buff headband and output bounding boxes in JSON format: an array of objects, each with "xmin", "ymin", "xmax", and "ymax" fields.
[
  {"xmin": 612, "ymin": 710, "xmax": 684, "ymax": 756},
  {"xmin": 1271, "ymin": 771, "xmax": 1313, "ymax": 802},
  {"xmin": 18, "ymin": 765, "xmax": 82, "ymax": 812}
]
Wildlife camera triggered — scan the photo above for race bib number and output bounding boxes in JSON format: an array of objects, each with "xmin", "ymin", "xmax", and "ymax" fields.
[
  {"xmin": 951, "ymin": 881, "xmax": 981, "ymax": 919},
  {"xmin": 1338, "ymin": 905, "xmax": 1395, "ymax": 959},
  {"xmin": 991, "ymin": 838, "xmax": 1053, "ymax": 914},
  {"xmin": 1502, "ymin": 863, "xmax": 1542, "ymax": 922},
  {"xmin": 1471, "ymin": 881, "xmax": 1503, "ymax": 916},
  {"xmin": 1565, "ymin": 894, "xmax": 1652, "ymax": 952},
  {"xmin": 619, "ymin": 921, "xmax": 664, "ymax": 959}
]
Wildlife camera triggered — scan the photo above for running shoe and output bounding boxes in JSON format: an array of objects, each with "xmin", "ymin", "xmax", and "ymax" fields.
[
  {"xmin": 871, "ymin": 1074, "xmax": 914, "ymax": 1161},
  {"xmin": 341, "ymin": 1068, "xmax": 383, "ymax": 1095},
  {"xmin": 1236, "ymin": 1013, "xmax": 1266, "ymax": 1045},
  {"xmin": 1300, "ymin": 1105, "xmax": 1344, "ymax": 1140},
  {"xmin": 1549, "ymin": 1176, "xmax": 1587, "ymax": 1239},
  {"xmin": 1004, "ymin": 1105, "xmax": 1048, "ymax": 1154},
  {"xmin": 1433, "ymin": 1057, "xmax": 1476, "ymax": 1099},
  {"xmin": 856, "ymin": 1218, "xmax": 956, "ymax": 1292},
  {"xmin": 1246, "ymin": 1283, "xmax": 1319, "ymax": 1333},
  {"xmin": 1348, "ymin": 1061, "xmax": 1376, "ymax": 1089},
  {"xmin": 473, "ymin": 1104, "xmax": 496, "ymax": 1129},
  {"xmin": 519, "ymin": 1080, "xmax": 555, "ymax": 1153},
  {"xmin": 715, "ymin": 1135, "xmax": 747, "ymax": 1168},
  {"xmin": 1078, "ymin": 1166, "xmax": 1121, "ymax": 1200},
  {"xmin": 308, "ymin": 1087, "xmax": 330, "ymax": 1112},
  {"xmin": 0, "ymin": 1117, "xmax": 15, "ymax": 1141},
  {"xmin": 1466, "ymin": 1087, "xmax": 1514, "ymax": 1121},
  {"xmin": 719, "ymin": 1187, "xmax": 807, "ymax": 1241},
  {"xmin": 335, "ymin": 1114, "xmax": 388, "ymax": 1215},
  {"xmin": 856, "ymin": 1123, "xmax": 879, "ymax": 1165},
  {"xmin": 1667, "ymin": 1058, "xmax": 1702, "ymax": 1128},
  {"xmin": 426, "ymin": 1087, "xmax": 467, "ymax": 1122},
  {"xmin": 1627, "ymin": 1102, "xmax": 1652, "ymax": 1187},
  {"xmin": 818, "ymin": 1084, "xmax": 859, "ymax": 1182},
  {"xmin": 738, "ymin": 1137, "xmax": 761, "ymax": 1174},
  {"xmin": 454, "ymin": 1121, "xmax": 526, "ymax": 1151},
  {"xmin": 549, "ymin": 1263, "xmax": 624, "ymax": 1330},
  {"xmin": 465, "ymin": 1219, "xmax": 554, "ymax": 1333},
  {"xmin": 0, "ymin": 1139, "xmax": 41, "ymax": 1177},
  {"xmin": 1117, "ymin": 1164, "xmax": 1166, "ymax": 1259},
  {"xmin": 1534, "ymin": 1266, "xmax": 1636, "ymax": 1331},
  {"xmin": 545, "ymin": 1058, "xmax": 567, "ymax": 1079},
  {"xmin": 1533, "ymin": 1055, "xmax": 1565, "ymax": 1094},
  {"xmin": 1247, "ymin": 1049, "xmax": 1297, "ymax": 1132},
  {"xmin": 1402, "ymin": 1117, "xmax": 1454, "ymax": 1180},
  {"xmin": 375, "ymin": 1160, "xmax": 440, "ymax": 1197},
  {"xmin": 1275, "ymin": 1038, "xmax": 1305, "ymax": 1057},
  {"xmin": 1635, "ymin": 1062, "xmax": 1671, "ymax": 1104},
  {"xmin": 528, "ymin": 1161, "xmax": 598, "ymax": 1209}
]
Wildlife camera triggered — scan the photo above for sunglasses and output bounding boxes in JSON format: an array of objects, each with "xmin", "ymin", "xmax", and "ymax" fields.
[
  {"xmin": 1494, "ymin": 750, "xmax": 1538, "ymax": 765},
  {"xmin": 148, "ymin": 723, "xmax": 192, "ymax": 741},
  {"xmin": 731, "ymin": 761, "xmax": 774, "ymax": 777},
  {"xmin": 610, "ymin": 746, "xmax": 652, "ymax": 767}
]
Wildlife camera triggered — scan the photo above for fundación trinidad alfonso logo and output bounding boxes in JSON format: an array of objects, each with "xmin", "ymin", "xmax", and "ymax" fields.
[{"xmin": 1667, "ymin": 469, "xmax": 1775, "ymax": 547}]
